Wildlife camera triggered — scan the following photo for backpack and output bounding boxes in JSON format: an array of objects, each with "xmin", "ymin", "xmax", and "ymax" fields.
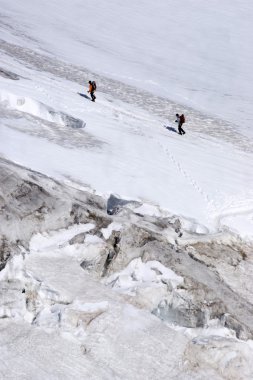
[
  {"xmin": 91, "ymin": 81, "xmax": 97, "ymax": 91},
  {"xmin": 180, "ymin": 114, "xmax": 185, "ymax": 124}
]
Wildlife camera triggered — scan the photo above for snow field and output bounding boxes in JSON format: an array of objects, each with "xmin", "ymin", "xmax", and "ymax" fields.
[
  {"xmin": 1, "ymin": 1, "xmax": 253, "ymax": 377},
  {"xmin": 1, "ymin": 0, "xmax": 253, "ymax": 133},
  {"xmin": 1, "ymin": 66, "xmax": 253, "ymax": 239}
]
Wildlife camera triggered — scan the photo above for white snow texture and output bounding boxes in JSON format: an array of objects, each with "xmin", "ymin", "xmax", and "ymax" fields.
[{"xmin": 0, "ymin": 0, "xmax": 253, "ymax": 379}]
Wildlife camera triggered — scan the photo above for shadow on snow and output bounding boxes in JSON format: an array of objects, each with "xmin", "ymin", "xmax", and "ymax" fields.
[
  {"xmin": 78, "ymin": 92, "xmax": 91, "ymax": 101},
  {"xmin": 164, "ymin": 125, "xmax": 178, "ymax": 134}
]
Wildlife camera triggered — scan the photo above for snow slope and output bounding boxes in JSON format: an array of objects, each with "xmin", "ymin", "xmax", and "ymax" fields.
[
  {"xmin": 0, "ymin": 0, "xmax": 252, "ymax": 239},
  {"xmin": 0, "ymin": 57, "xmax": 253, "ymax": 239},
  {"xmin": 1, "ymin": 1, "xmax": 253, "ymax": 378},
  {"xmin": 1, "ymin": 0, "xmax": 253, "ymax": 133}
]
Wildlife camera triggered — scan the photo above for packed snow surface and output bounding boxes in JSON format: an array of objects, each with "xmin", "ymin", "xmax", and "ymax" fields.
[
  {"xmin": 0, "ymin": 0, "xmax": 253, "ymax": 239},
  {"xmin": 1, "ymin": 0, "xmax": 253, "ymax": 132},
  {"xmin": 1, "ymin": 71, "xmax": 253, "ymax": 238},
  {"xmin": 0, "ymin": 0, "xmax": 253, "ymax": 378}
]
